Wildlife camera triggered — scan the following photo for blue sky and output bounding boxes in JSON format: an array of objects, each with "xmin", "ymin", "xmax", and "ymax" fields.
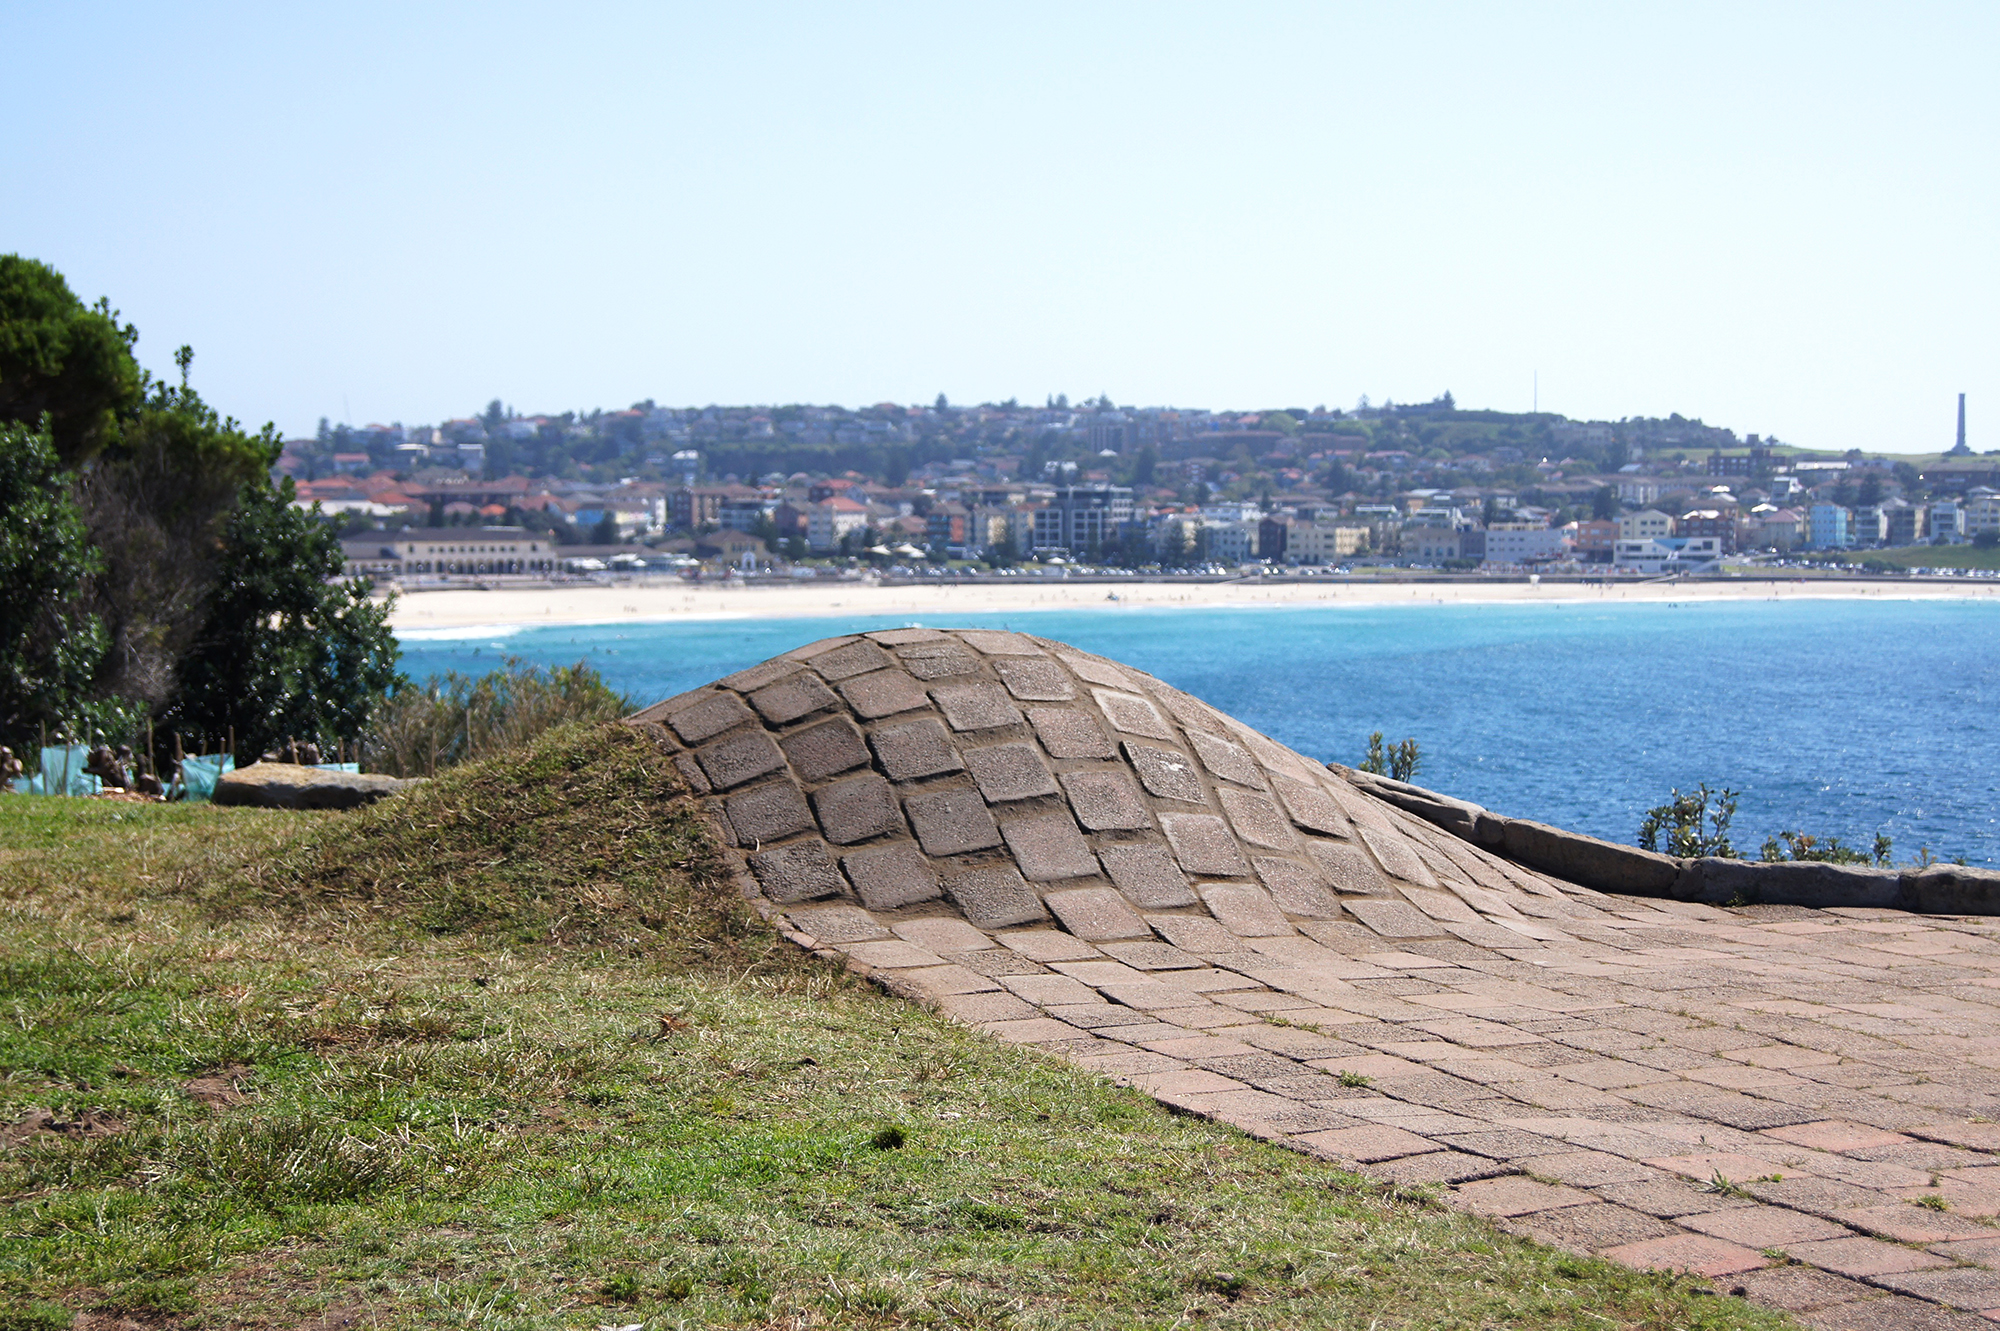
[{"xmin": 5, "ymin": 2, "xmax": 1994, "ymax": 450}]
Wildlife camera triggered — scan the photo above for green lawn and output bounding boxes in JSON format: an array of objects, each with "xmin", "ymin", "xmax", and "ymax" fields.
[
  {"xmin": 1858, "ymin": 543, "xmax": 2000, "ymax": 572},
  {"xmin": 0, "ymin": 725, "xmax": 1793, "ymax": 1329}
]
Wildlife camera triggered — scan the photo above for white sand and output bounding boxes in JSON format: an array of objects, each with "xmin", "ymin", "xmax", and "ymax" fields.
[{"xmin": 386, "ymin": 574, "xmax": 2000, "ymax": 632}]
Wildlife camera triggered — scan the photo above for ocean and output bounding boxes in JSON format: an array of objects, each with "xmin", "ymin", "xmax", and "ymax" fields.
[{"xmin": 396, "ymin": 598, "xmax": 2000, "ymax": 867}]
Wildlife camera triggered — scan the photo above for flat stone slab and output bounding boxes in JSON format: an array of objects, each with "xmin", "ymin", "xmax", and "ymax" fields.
[
  {"xmin": 626, "ymin": 629, "xmax": 2000, "ymax": 1330},
  {"xmin": 213, "ymin": 762, "xmax": 416, "ymax": 809}
]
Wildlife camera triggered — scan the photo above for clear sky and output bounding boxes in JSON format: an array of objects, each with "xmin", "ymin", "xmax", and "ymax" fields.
[{"xmin": 6, "ymin": 2, "xmax": 1995, "ymax": 451}]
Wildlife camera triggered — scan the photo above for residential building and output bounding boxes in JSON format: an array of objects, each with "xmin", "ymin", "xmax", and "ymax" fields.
[
  {"xmin": 1675, "ymin": 509, "xmax": 1739, "ymax": 554},
  {"xmin": 1615, "ymin": 478, "xmax": 1661, "ymax": 507},
  {"xmin": 1482, "ymin": 523, "xmax": 1569, "ymax": 566},
  {"xmin": 1848, "ymin": 505, "xmax": 1886, "ymax": 548},
  {"xmin": 1964, "ymin": 488, "xmax": 2000, "ymax": 539},
  {"xmin": 1883, "ymin": 499, "xmax": 1927, "ymax": 547},
  {"xmin": 1203, "ymin": 521, "xmax": 1257, "ymax": 564},
  {"xmin": 1751, "ymin": 507, "xmax": 1804, "ymax": 551},
  {"xmin": 1929, "ymin": 499, "xmax": 1964, "ymax": 543},
  {"xmin": 806, "ymin": 497, "xmax": 870, "ymax": 552},
  {"xmin": 1618, "ymin": 509, "xmax": 1673, "ymax": 542},
  {"xmin": 924, "ymin": 501, "xmax": 971, "ymax": 552},
  {"xmin": 1031, "ymin": 485, "xmax": 1133, "ymax": 554},
  {"xmin": 1284, "ymin": 522, "xmax": 1369, "ymax": 564},
  {"xmin": 1406, "ymin": 528, "xmax": 1465, "ymax": 562},
  {"xmin": 1566, "ymin": 519, "xmax": 1618, "ymax": 562},
  {"xmin": 1807, "ymin": 503, "xmax": 1851, "ymax": 550}
]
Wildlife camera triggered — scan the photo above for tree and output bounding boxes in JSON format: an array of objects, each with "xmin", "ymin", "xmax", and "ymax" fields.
[
  {"xmin": 78, "ymin": 379, "xmax": 279, "ymax": 705},
  {"xmin": 0, "ymin": 421, "xmax": 106, "ymax": 748},
  {"xmin": 1592, "ymin": 486, "xmax": 1619, "ymax": 520},
  {"xmin": 1133, "ymin": 445, "xmax": 1156, "ymax": 486},
  {"xmin": 160, "ymin": 480, "xmax": 400, "ymax": 760},
  {"xmin": 0, "ymin": 256, "xmax": 144, "ymax": 466},
  {"xmin": 590, "ymin": 513, "xmax": 618, "ymax": 544}
]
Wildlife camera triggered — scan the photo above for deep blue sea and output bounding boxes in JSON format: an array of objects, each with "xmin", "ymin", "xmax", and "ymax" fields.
[{"xmin": 397, "ymin": 599, "xmax": 2000, "ymax": 867}]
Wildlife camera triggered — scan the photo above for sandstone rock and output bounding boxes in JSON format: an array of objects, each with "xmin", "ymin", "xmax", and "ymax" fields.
[{"xmin": 213, "ymin": 762, "xmax": 417, "ymax": 810}]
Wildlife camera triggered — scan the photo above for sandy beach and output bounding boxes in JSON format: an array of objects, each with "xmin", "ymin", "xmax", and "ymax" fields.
[{"xmin": 386, "ymin": 574, "xmax": 2000, "ymax": 632}]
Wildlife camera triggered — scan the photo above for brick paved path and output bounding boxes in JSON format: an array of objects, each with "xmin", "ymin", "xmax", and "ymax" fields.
[{"xmin": 632, "ymin": 629, "xmax": 2000, "ymax": 1329}]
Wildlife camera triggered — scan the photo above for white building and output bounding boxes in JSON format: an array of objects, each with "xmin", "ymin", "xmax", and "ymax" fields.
[
  {"xmin": 1929, "ymin": 499, "xmax": 1964, "ymax": 543},
  {"xmin": 1203, "ymin": 521, "xmax": 1257, "ymax": 564},
  {"xmin": 1482, "ymin": 523, "xmax": 1569, "ymax": 566},
  {"xmin": 807, "ymin": 497, "xmax": 870, "ymax": 552},
  {"xmin": 1613, "ymin": 535, "xmax": 1723, "ymax": 574}
]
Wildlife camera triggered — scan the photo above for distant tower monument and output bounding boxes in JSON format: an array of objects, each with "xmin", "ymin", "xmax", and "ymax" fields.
[{"xmin": 1951, "ymin": 393, "xmax": 1971, "ymax": 455}]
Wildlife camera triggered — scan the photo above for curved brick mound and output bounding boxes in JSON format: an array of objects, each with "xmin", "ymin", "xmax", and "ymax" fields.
[
  {"xmin": 628, "ymin": 631, "xmax": 2000, "ymax": 1325},
  {"xmin": 627, "ymin": 627, "xmax": 1588, "ymax": 962}
]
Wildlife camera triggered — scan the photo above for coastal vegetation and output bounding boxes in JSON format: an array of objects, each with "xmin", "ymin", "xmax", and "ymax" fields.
[
  {"xmin": 0, "ymin": 256, "xmax": 398, "ymax": 767},
  {"xmin": 0, "ymin": 722, "xmax": 1791, "ymax": 1330}
]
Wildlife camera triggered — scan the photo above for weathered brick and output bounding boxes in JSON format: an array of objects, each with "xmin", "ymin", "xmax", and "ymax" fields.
[
  {"xmin": 868, "ymin": 717, "xmax": 963, "ymax": 781},
  {"xmin": 1097, "ymin": 842, "xmax": 1198, "ymax": 908},
  {"xmin": 1199, "ymin": 883, "xmax": 1294, "ymax": 937},
  {"xmin": 1043, "ymin": 886, "xmax": 1152, "ymax": 941},
  {"xmin": 1161, "ymin": 812, "xmax": 1251, "ymax": 877},
  {"xmin": 1188, "ymin": 731, "xmax": 1268, "ymax": 790},
  {"xmin": 1218, "ymin": 788, "xmax": 1295, "ymax": 851},
  {"xmin": 668, "ymin": 691, "xmax": 756, "ymax": 745},
  {"xmin": 1051, "ymin": 650, "xmax": 1132, "ymax": 688},
  {"xmin": 807, "ymin": 640, "xmax": 895, "ymax": 681},
  {"xmin": 1060, "ymin": 769, "xmax": 1153, "ymax": 830},
  {"xmin": 840, "ymin": 840, "xmax": 941, "ymax": 910},
  {"xmin": 1598, "ymin": 1234, "xmax": 1768, "ymax": 1278},
  {"xmin": 1027, "ymin": 707, "xmax": 1116, "ymax": 759},
  {"xmin": 1124, "ymin": 741, "xmax": 1206, "ymax": 804},
  {"xmin": 866, "ymin": 627, "xmax": 950, "ymax": 645},
  {"xmin": 1273, "ymin": 774, "xmax": 1352, "ymax": 836},
  {"xmin": 1094, "ymin": 689, "xmax": 1175, "ymax": 740},
  {"xmin": 956, "ymin": 629, "xmax": 1043, "ymax": 656},
  {"xmin": 837, "ymin": 669, "xmax": 931, "ymax": 719},
  {"xmin": 994, "ymin": 657, "xmax": 1075, "ymax": 701},
  {"xmin": 896, "ymin": 642, "xmax": 981, "ymax": 680},
  {"xmin": 945, "ymin": 865, "xmax": 1048, "ymax": 928},
  {"xmin": 748, "ymin": 840, "xmax": 847, "ymax": 903},
  {"xmin": 1307, "ymin": 838, "xmax": 1396, "ymax": 896},
  {"xmin": 778, "ymin": 716, "xmax": 871, "ymax": 783},
  {"xmin": 904, "ymin": 787, "xmax": 1002, "ymax": 855},
  {"xmin": 810, "ymin": 772, "xmax": 905, "ymax": 844},
  {"xmin": 748, "ymin": 672, "xmax": 839, "ymax": 725},
  {"xmin": 725, "ymin": 779, "xmax": 815, "ymax": 846},
  {"xmin": 891, "ymin": 917, "xmax": 992, "ymax": 952},
  {"xmin": 1145, "ymin": 913, "xmax": 1256, "ymax": 956},
  {"xmin": 1356, "ymin": 823, "xmax": 1440, "ymax": 887},
  {"xmin": 931, "ymin": 682, "xmax": 1024, "ymax": 732},
  {"xmin": 1346, "ymin": 897, "xmax": 1447, "ymax": 938},
  {"xmin": 718, "ymin": 659, "xmax": 803, "ymax": 693},
  {"xmin": 1253, "ymin": 856, "xmax": 1341, "ymax": 918},
  {"xmin": 964, "ymin": 743, "xmax": 1058, "ymax": 803},
  {"xmin": 1000, "ymin": 811, "xmax": 1098, "ymax": 881},
  {"xmin": 697, "ymin": 729, "xmax": 786, "ymax": 790},
  {"xmin": 671, "ymin": 753, "xmax": 709, "ymax": 793},
  {"xmin": 786, "ymin": 903, "xmax": 889, "ymax": 944}
]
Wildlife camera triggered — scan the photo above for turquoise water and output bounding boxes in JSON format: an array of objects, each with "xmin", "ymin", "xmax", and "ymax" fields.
[{"xmin": 397, "ymin": 599, "xmax": 2000, "ymax": 866}]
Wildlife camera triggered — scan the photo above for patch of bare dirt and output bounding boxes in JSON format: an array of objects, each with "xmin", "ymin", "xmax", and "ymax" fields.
[
  {"xmin": 2, "ymin": 1107, "xmax": 125, "ymax": 1147},
  {"xmin": 184, "ymin": 1064, "xmax": 253, "ymax": 1107}
]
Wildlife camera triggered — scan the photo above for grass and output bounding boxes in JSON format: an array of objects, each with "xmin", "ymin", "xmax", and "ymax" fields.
[
  {"xmin": 1853, "ymin": 543, "xmax": 2000, "ymax": 572},
  {"xmin": 0, "ymin": 722, "xmax": 1798, "ymax": 1329}
]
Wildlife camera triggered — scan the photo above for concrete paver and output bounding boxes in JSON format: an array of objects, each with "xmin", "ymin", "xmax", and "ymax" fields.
[{"xmin": 634, "ymin": 629, "xmax": 2000, "ymax": 1329}]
